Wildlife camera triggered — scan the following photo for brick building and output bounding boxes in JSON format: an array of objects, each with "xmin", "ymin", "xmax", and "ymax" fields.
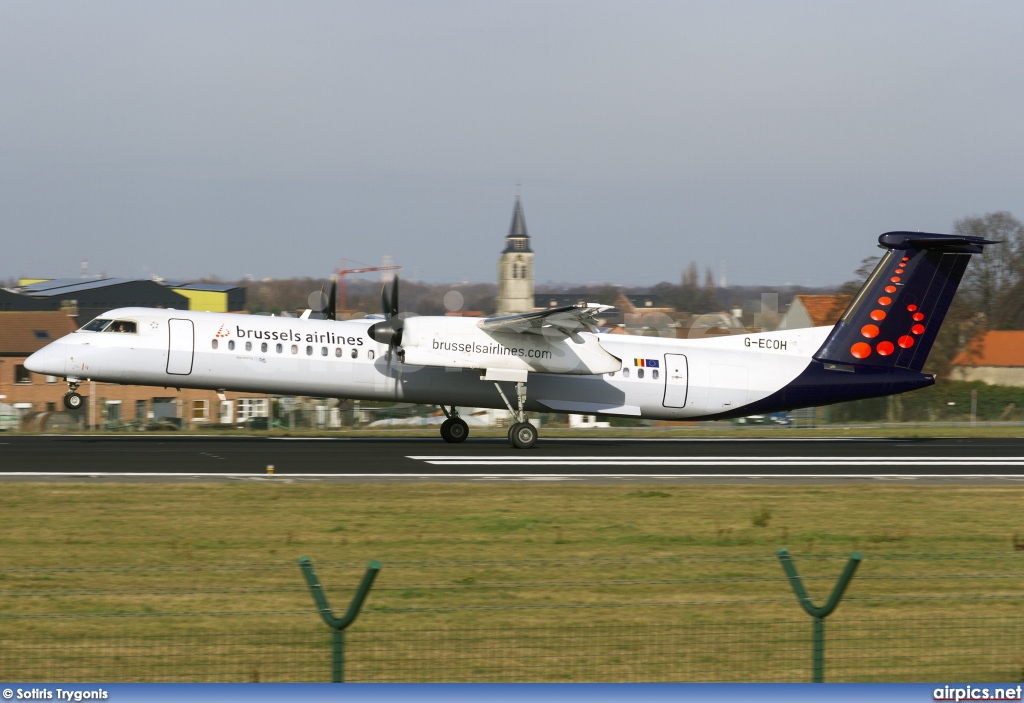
[{"xmin": 0, "ymin": 311, "xmax": 270, "ymax": 431}]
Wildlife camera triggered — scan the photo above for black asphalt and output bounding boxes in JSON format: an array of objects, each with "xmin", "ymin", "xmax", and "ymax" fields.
[{"xmin": 1, "ymin": 435, "xmax": 1024, "ymax": 482}]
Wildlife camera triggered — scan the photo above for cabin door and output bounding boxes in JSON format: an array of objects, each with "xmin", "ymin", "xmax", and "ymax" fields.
[
  {"xmin": 167, "ymin": 319, "xmax": 195, "ymax": 375},
  {"xmin": 662, "ymin": 354, "xmax": 689, "ymax": 408}
]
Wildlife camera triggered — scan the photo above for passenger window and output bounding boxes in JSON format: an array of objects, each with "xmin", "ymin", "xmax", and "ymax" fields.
[
  {"xmin": 368, "ymin": 350, "xmax": 375, "ymax": 360},
  {"xmin": 622, "ymin": 368, "xmax": 630, "ymax": 378},
  {"xmin": 291, "ymin": 345, "xmax": 298, "ymax": 355},
  {"xmin": 276, "ymin": 343, "xmax": 283, "ymax": 354},
  {"xmin": 637, "ymin": 368, "xmax": 644, "ymax": 379},
  {"xmin": 321, "ymin": 346, "xmax": 328, "ymax": 357},
  {"xmin": 261, "ymin": 342, "xmax": 268, "ymax": 353},
  {"xmin": 351, "ymin": 348, "xmax": 358, "ymax": 359},
  {"xmin": 212, "ymin": 339, "xmax": 218, "ymax": 349},
  {"xmin": 335, "ymin": 348, "xmax": 342, "ymax": 358},
  {"xmin": 306, "ymin": 345, "xmax": 313, "ymax": 356},
  {"xmin": 228, "ymin": 340, "xmax": 235, "ymax": 351},
  {"xmin": 245, "ymin": 341, "xmax": 252, "ymax": 352},
  {"xmin": 653, "ymin": 369, "xmax": 659, "ymax": 380}
]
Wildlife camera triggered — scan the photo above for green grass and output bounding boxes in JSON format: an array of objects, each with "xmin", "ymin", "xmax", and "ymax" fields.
[{"xmin": 1, "ymin": 482, "xmax": 1023, "ymax": 681}]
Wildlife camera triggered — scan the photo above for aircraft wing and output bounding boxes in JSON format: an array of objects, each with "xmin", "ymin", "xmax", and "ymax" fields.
[{"xmin": 476, "ymin": 303, "xmax": 613, "ymax": 336}]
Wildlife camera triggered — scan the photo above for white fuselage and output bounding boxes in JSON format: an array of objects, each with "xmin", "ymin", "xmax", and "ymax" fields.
[{"xmin": 27, "ymin": 307, "xmax": 833, "ymax": 421}]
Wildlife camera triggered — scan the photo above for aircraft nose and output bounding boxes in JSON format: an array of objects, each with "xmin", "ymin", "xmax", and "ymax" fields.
[{"xmin": 25, "ymin": 342, "xmax": 67, "ymax": 376}]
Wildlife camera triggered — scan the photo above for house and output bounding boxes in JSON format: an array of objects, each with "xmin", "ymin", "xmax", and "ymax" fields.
[
  {"xmin": 778, "ymin": 294, "xmax": 851, "ymax": 330},
  {"xmin": 950, "ymin": 331, "xmax": 1024, "ymax": 387}
]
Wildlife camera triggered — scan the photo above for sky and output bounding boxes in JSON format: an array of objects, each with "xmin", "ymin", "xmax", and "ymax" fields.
[{"xmin": 1, "ymin": 1, "xmax": 1022, "ymax": 288}]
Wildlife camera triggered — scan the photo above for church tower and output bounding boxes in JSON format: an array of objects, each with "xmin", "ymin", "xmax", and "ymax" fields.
[{"xmin": 496, "ymin": 196, "xmax": 535, "ymax": 315}]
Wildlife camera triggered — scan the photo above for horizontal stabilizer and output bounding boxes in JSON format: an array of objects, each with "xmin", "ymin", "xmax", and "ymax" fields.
[{"xmin": 815, "ymin": 231, "xmax": 997, "ymax": 372}]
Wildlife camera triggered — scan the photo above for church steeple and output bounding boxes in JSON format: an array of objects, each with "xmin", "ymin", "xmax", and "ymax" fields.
[
  {"xmin": 496, "ymin": 195, "xmax": 536, "ymax": 315},
  {"xmin": 503, "ymin": 196, "xmax": 532, "ymax": 253}
]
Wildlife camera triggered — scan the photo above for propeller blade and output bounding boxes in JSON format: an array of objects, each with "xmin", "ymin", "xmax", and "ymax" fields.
[
  {"xmin": 326, "ymin": 279, "xmax": 337, "ymax": 321},
  {"xmin": 389, "ymin": 274, "xmax": 400, "ymax": 319},
  {"xmin": 381, "ymin": 283, "xmax": 391, "ymax": 319}
]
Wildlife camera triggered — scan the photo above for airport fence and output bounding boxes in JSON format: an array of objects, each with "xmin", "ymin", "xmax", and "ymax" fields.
[{"xmin": 1, "ymin": 553, "xmax": 1023, "ymax": 683}]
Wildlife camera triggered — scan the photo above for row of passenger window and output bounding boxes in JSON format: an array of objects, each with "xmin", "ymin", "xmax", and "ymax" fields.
[
  {"xmin": 608, "ymin": 368, "xmax": 659, "ymax": 380},
  {"xmin": 211, "ymin": 339, "xmax": 373, "ymax": 360}
]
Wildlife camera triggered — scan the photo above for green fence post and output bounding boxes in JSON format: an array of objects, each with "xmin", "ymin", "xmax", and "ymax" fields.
[
  {"xmin": 777, "ymin": 548, "xmax": 861, "ymax": 683},
  {"xmin": 298, "ymin": 557, "xmax": 382, "ymax": 682}
]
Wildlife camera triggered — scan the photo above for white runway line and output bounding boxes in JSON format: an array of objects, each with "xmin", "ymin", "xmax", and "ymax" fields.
[
  {"xmin": 407, "ymin": 455, "xmax": 1024, "ymax": 466},
  {"xmin": 2, "ymin": 472, "xmax": 1024, "ymax": 481}
]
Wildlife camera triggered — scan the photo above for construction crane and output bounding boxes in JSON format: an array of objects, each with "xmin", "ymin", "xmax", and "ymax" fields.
[{"xmin": 335, "ymin": 259, "xmax": 402, "ymax": 312}]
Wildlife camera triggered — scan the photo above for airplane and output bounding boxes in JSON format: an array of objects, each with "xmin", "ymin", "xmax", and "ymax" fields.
[{"xmin": 25, "ymin": 231, "xmax": 995, "ymax": 448}]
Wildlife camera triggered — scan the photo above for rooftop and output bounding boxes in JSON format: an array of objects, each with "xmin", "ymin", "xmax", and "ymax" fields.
[
  {"xmin": 0, "ymin": 311, "xmax": 78, "ymax": 355},
  {"xmin": 952, "ymin": 331, "xmax": 1024, "ymax": 368},
  {"xmin": 794, "ymin": 294, "xmax": 851, "ymax": 327}
]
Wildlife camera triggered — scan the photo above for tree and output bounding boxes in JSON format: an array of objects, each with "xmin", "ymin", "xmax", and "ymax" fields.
[{"xmin": 955, "ymin": 212, "xmax": 1024, "ymax": 320}]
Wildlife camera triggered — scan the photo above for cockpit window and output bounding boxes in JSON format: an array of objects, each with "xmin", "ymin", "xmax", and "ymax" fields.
[
  {"xmin": 81, "ymin": 318, "xmax": 112, "ymax": 332},
  {"xmin": 103, "ymin": 320, "xmax": 138, "ymax": 334}
]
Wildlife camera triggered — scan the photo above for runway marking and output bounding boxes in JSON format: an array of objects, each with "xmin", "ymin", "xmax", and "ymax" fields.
[
  {"xmin": 2, "ymin": 472, "xmax": 1024, "ymax": 481},
  {"xmin": 407, "ymin": 455, "xmax": 1024, "ymax": 466}
]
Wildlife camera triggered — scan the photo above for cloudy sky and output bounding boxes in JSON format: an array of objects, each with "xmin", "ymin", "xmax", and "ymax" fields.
[{"xmin": 1, "ymin": 1, "xmax": 1022, "ymax": 287}]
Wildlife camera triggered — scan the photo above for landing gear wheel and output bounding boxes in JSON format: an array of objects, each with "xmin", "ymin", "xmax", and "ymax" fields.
[
  {"xmin": 440, "ymin": 417, "xmax": 469, "ymax": 443},
  {"xmin": 509, "ymin": 422, "xmax": 538, "ymax": 450},
  {"xmin": 447, "ymin": 417, "xmax": 468, "ymax": 443},
  {"xmin": 507, "ymin": 422, "xmax": 520, "ymax": 446},
  {"xmin": 64, "ymin": 392, "xmax": 83, "ymax": 410}
]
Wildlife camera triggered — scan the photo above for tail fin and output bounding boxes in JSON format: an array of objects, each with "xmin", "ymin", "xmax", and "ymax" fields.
[{"xmin": 815, "ymin": 232, "xmax": 997, "ymax": 372}]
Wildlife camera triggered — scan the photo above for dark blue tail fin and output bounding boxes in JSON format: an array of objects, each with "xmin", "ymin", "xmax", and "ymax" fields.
[{"xmin": 815, "ymin": 232, "xmax": 997, "ymax": 372}]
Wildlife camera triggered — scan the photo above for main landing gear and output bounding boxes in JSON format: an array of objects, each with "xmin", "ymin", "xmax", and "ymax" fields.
[
  {"xmin": 64, "ymin": 380, "xmax": 83, "ymax": 410},
  {"xmin": 439, "ymin": 406, "xmax": 469, "ymax": 444},
  {"xmin": 495, "ymin": 381, "xmax": 538, "ymax": 449}
]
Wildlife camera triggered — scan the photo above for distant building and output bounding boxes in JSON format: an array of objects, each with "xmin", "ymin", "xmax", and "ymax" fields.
[
  {"xmin": 162, "ymin": 282, "xmax": 246, "ymax": 313},
  {"xmin": 0, "ymin": 288, "xmax": 50, "ymax": 312},
  {"xmin": 16, "ymin": 278, "xmax": 189, "ymax": 323},
  {"xmin": 495, "ymin": 197, "xmax": 535, "ymax": 315},
  {"xmin": 778, "ymin": 294, "xmax": 851, "ymax": 330},
  {"xmin": 8, "ymin": 278, "xmax": 247, "ymax": 320},
  {"xmin": 950, "ymin": 331, "xmax": 1024, "ymax": 387}
]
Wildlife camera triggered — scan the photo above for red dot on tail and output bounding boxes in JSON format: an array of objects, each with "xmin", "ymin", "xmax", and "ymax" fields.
[
  {"xmin": 895, "ymin": 269, "xmax": 904, "ymax": 274},
  {"xmin": 878, "ymin": 296, "xmax": 891, "ymax": 306},
  {"xmin": 861, "ymin": 324, "xmax": 879, "ymax": 338},
  {"xmin": 913, "ymin": 312, "xmax": 924, "ymax": 321},
  {"xmin": 884, "ymin": 285, "xmax": 897, "ymax": 293},
  {"xmin": 907, "ymin": 304, "xmax": 918, "ymax": 312},
  {"xmin": 912, "ymin": 324, "xmax": 925, "ymax": 335},
  {"xmin": 870, "ymin": 309, "xmax": 886, "ymax": 321},
  {"xmin": 877, "ymin": 341, "xmax": 895, "ymax": 356},
  {"xmin": 891, "ymin": 276, "xmax": 901, "ymax": 283},
  {"xmin": 898, "ymin": 335, "xmax": 914, "ymax": 348},
  {"xmin": 851, "ymin": 342, "xmax": 871, "ymax": 359}
]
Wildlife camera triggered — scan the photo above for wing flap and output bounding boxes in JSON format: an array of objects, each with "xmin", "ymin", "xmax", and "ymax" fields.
[{"xmin": 477, "ymin": 303, "xmax": 612, "ymax": 336}]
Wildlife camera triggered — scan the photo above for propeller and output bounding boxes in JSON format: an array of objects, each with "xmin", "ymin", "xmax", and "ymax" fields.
[
  {"xmin": 368, "ymin": 274, "xmax": 404, "ymax": 374},
  {"xmin": 326, "ymin": 278, "xmax": 337, "ymax": 321}
]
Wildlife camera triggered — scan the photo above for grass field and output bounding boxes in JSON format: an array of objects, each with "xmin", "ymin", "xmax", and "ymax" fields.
[{"xmin": 2, "ymin": 482, "xmax": 1023, "ymax": 681}]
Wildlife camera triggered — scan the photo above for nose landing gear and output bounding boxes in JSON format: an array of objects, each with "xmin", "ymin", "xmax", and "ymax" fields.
[{"xmin": 64, "ymin": 380, "xmax": 83, "ymax": 410}]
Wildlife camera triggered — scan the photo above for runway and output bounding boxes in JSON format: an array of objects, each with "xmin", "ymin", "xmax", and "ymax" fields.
[{"xmin": 2, "ymin": 435, "xmax": 1024, "ymax": 483}]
